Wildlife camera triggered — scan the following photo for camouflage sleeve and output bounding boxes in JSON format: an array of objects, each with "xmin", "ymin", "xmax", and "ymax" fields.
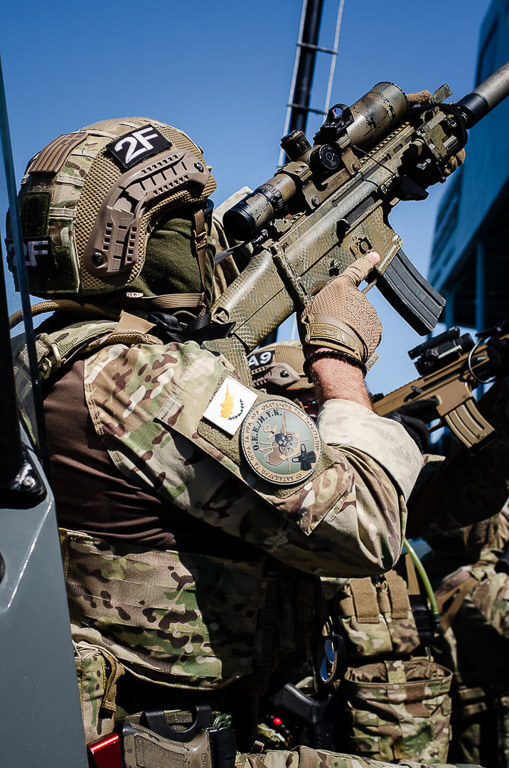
[
  {"xmin": 317, "ymin": 399, "xmax": 423, "ymax": 500},
  {"xmin": 85, "ymin": 341, "xmax": 414, "ymax": 577}
]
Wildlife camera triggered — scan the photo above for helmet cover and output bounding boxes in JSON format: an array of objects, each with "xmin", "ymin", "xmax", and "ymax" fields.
[{"xmin": 16, "ymin": 117, "xmax": 216, "ymax": 297}]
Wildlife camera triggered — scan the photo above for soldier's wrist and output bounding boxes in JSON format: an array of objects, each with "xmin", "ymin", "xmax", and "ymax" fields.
[{"xmin": 304, "ymin": 347, "xmax": 368, "ymax": 379}]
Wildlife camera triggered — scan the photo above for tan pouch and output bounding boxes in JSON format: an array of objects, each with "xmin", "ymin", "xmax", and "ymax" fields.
[
  {"xmin": 73, "ymin": 637, "xmax": 124, "ymax": 744},
  {"xmin": 341, "ymin": 658, "xmax": 452, "ymax": 764},
  {"xmin": 335, "ymin": 571, "xmax": 420, "ymax": 660}
]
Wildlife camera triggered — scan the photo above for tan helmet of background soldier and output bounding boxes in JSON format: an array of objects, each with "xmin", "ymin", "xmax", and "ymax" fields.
[
  {"xmin": 249, "ymin": 340, "xmax": 319, "ymax": 418},
  {"xmin": 14, "ymin": 117, "xmax": 218, "ymax": 319}
]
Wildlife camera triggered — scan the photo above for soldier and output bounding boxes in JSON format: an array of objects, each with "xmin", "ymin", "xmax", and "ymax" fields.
[
  {"xmin": 424, "ymin": 506, "xmax": 509, "ymax": 768},
  {"xmin": 251, "ymin": 342, "xmax": 453, "ymax": 764},
  {"xmin": 405, "ymin": 379, "xmax": 509, "ymax": 768},
  {"xmin": 12, "ymin": 116, "xmax": 470, "ymax": 768}
]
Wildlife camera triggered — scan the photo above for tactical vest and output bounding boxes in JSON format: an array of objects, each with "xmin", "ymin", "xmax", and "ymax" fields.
[
  {"xmin": 19, "ymin": 315, "xmax": 322, "ymax": 691},
  {"xmin": 61, "ymin": 528, "xmax": 281, "ymax": 690}
]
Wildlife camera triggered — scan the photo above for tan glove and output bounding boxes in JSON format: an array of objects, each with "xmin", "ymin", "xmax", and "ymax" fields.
[
  {"xmin": 299, "ymin": 254, "xmax": 382, "ymax": 365},
  {"xmin": 406, "ymin": 90, "xmax": 432, "ymax": 105},
  {"xmin": 444, "ymin": 148, "xmax": 466, "ymax": 177}
]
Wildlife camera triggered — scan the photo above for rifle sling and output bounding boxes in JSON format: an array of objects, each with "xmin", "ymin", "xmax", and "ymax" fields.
[{"xmin": 436, "ymin": 574, "xmax": 477, "ymax": 633}]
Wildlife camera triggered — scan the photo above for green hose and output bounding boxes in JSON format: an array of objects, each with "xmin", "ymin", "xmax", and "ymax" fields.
[{"xmin": 404, "ymin": 537, "xmax": 441, "ymax": 633}]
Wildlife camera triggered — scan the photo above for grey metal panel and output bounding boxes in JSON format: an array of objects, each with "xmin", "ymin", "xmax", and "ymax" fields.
[{"xmin": 0, "ymin": 438, "xmax": 88, "ymax": 768}]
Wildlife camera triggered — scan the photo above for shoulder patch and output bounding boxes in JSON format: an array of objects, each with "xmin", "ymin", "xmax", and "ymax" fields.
[
  {"xmin": 202, "ymin": 375, "xmax": 258, "ymax": 436},
  {"xmin": 241, "ymin": 399, "xmax": 321, "ymax": 485}
]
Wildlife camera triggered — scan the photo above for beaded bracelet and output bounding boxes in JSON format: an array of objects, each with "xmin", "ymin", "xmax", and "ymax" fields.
[{"xmin": 303, "ymin": 348, "xmax": 367, "ymax": 379}]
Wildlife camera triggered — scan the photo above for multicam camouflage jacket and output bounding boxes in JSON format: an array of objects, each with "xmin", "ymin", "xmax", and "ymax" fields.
[
  {"xmin": 432, "ymin": 505, "xmax": 509, "ymax": 767},
  {"xmin": 33, "ymin": 314, "xmax": 422, "ymax": 577},
  {"xmin": 23, "ymin": 315, "xmax": 423, "ymax": 692}
]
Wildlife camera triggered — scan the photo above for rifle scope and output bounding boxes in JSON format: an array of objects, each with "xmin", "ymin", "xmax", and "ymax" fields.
[
  {"xmin": 223, "ymin": 83, "xmax": 407, "ymax": 243},
  {"xmin": 412, "ymin": 331, "xmax": 475, "ymax": 376}
]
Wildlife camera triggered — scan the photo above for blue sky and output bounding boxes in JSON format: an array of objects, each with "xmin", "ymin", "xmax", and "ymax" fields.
[{"xmin": 0, "ymin": 0, "xmax": 493, "ymax": 394}]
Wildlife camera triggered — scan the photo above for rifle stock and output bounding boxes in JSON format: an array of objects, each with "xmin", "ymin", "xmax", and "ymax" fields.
[{"xmin": 206, "ymin": 64, "xmax": 509, "ymax": 383}]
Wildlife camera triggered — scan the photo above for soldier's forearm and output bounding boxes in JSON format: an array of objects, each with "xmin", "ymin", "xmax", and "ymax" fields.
[{"xmin": 307, "ymin": 352, "xmax": 373, "ymax": 411}]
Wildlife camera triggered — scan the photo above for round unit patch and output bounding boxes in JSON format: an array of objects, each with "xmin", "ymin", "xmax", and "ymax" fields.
[{"xmin": 241, "ymin": 398, "xmax": 321, "ymax": 485}]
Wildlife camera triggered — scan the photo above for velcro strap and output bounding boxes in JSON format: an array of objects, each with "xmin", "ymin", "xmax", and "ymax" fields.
[
  {"xmin": 404, "ymin": 552, "xmax": 421, "ymax": 596},
  {"xmin": 101, "ymin": 648, "xmax": 125, "ymax": 713},
  {"xmin": 436, "ymin": 574, "xmax": 477, "ymax": 633},
  {"xmin": 304, "ymin": 313, "xmax": 364, "ymax": 355},
  {"xmin": 98, "ymin": 310, "xmax": 161, "ymax": 347},
  {"xmin": 350, "ymin": 578, "xmax": 379, "ymax": 624},
  {"xmin": 385, "ymin": 570, "xmax": 410, "ymax": 619},
  {"xmin": 125, "ymin": 292, "xmax": 205, "ymax": 309},
  {"xmin": 384, "ymin": 659, "xmax": 407, "ymax": 684}
]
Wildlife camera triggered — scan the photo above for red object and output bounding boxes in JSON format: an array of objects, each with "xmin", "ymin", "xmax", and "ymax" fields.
[
  {"xmin": 87, "ymin": 732, "xmax": 122, "ymax": 768},
  {"xmin": 272, "ymin": 717, "xmax": 282, "ymax": 727}
]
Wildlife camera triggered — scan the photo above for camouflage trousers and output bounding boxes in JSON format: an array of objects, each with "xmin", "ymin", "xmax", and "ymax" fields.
[{"xmin": 235, "ymin": 746, "xmax": 474, "ymax": 768}]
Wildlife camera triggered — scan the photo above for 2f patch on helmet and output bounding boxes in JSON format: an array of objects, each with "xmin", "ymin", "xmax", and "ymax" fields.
[
  {"xmin": 203, "ymin": 376, "xmax": 258, "ymax": 436},
  {"xmin": 107, "ymin": 125, "xmax": 172, "ymax": 170},
  {"xmin": 6, "ymin": 237, "xmax": 57, "ymax": 272},
  {"xmin": 241, "ymin": 399, "xmax": 321, "ymax": 485}
]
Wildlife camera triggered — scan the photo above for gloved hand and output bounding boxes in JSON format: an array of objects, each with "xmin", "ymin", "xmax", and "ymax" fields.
[
  {"xmin": 444, "ymin": 148, "xmax": 466, "ymax": 177},
  {"xmin": 385, "ymin": 397, "xmax": 440, "ymax": 453},
  {"xmin": 299, "ymin": 253, "xmax": 382, "ymax": 366},
  {"xmin": 406, "ymin": 91, "xmax": 466, "ymax": 178},
  {"xmin": 406, "ymin": 90, "xmax": 432, "ymax": 105},
  {"xmin": 487, "ymin": 336, "xmax": 509, "ymax": 376}
]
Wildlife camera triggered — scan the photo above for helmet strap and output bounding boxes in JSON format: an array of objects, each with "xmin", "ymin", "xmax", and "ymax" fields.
[
  {"xmin": 192, "ymin": 207, "xmax": 210, "ymax": 311},
  {"xmin": 123, "ymin": 292, "xmax": 205, "ymax": 311}
]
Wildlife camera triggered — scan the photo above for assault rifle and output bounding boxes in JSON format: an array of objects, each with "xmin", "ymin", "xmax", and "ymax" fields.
[
  {"xmin": 204, "ymin": 63, "xmax": 509, "ymax": 382},
  {"xmin": 373, "ymin": 323, "xmax": 509, "ymax": 449}
]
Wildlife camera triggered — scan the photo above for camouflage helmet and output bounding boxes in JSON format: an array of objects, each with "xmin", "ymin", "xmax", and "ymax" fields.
[
  {"xmin": 16, "ymin": 117, "xmax": 217, "ymax": 298},
  {"xmin": 249, "ymin": 340, "xmax": 313, "ymax": 394}
]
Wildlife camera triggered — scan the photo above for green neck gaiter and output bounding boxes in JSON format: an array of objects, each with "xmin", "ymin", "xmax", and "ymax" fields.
[{"xmin": 127, "ymin": 212, "xmax": 215, "ymax": 319}]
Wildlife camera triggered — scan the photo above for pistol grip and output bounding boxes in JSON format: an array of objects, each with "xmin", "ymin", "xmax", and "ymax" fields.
[{"xmin": 376, "ymin": 249, "xmax": 446, "ymax": 335}]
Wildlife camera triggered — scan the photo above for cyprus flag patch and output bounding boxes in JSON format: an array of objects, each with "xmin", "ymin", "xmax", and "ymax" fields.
[{"xmin": 203, "ymin": 376, "xmax": 258, "ymax": 435}]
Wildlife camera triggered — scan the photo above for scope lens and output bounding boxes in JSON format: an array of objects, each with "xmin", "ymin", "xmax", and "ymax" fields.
[{"xmin": 223, "ymin": 204, "xmax": 258, "ymax": 242}]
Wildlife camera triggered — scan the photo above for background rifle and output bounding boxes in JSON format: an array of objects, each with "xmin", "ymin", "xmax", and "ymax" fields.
[
  {"xmin": 204, "ymin": 62, "xmax": 509, "ymax": 382},
  {"xmin": 373, "ymin": 322, "xmax": 509, "ymax": 449}
]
